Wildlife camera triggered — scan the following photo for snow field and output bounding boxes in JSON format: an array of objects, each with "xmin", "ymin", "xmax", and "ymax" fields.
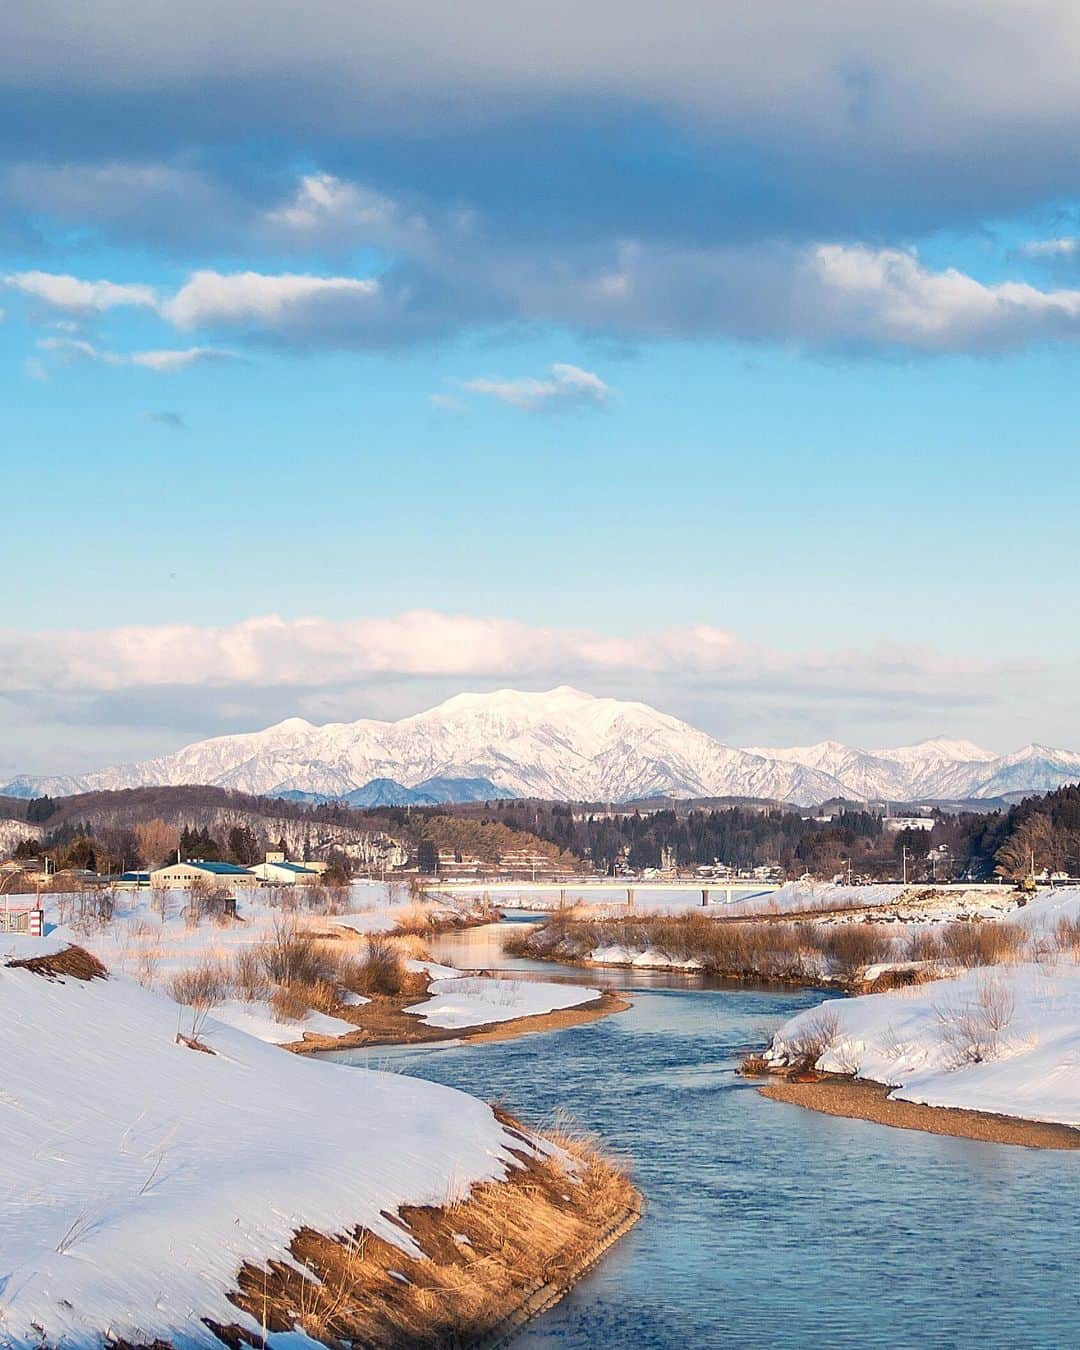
[
  {"xmin": 0, "ymin": 937, "xmax": 554, "ymax": 1348},
  {"xmin": 404, "ymin": 975, "xmax": 601, "ymax": 1029}
]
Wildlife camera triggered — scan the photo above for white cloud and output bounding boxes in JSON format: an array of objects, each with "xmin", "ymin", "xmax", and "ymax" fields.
[
  {"xmin": 36, "ymin": 335, "xmax": 236, "ymax": 373},
  {"xmin": 129, "ymin": 346, "xmax": 238, "ymax": 371},
  {"xmin": 460, "ymin": 362, "xmax": 611, "ymax": 411},
  {"xmin": 161, "ymin": 269, "xmax": 379, "ymax": 328},
  {"xmin": 37, "ymin": 335, "xmax": 121, "ymax": 364},
  {"xmin": 1021, "ymin": 237, "xmax": 1080, "ymax": 258},
  {"xmin": 265, "ymin": 173, "xmax": 430, "ymax": 247},
  {"xmin": 0, "ymin": 609, "xmax": 1009, "ymax": 705},
  {"xmin": 4, "ymin": 270, "xmax": 157, "ymax": 312},
  {"xmin": 807, "ymin": 243, "xmax": 1080, "ymax": 350}
]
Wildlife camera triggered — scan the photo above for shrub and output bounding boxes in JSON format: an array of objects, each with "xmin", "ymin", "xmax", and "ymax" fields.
[
  {"xmin": 346, "ymin": 937, "xmax": 407, "ymax": 996},
  {"xmin": 1053, "ymin": 916, "xmax": 1080, "ymax": 958},
  {"xmin": 786, "ymin": 1008, "xmax": 841, "ymax": 1069},
  {"xmin": 940, "ymin": 921, "xmax": 1027, "ymax": 968},
  {"xmin": 232, "ymin": 947, "xmax": 270, "ymax": 1001},
  {"xmin": 169, "ymin": 959, "xmax": 230, "ymax": 1009},
  {"xmin": 904, "ymin": 927, "xmax": 945, "ymax": 963},
  {"xmin": 256, "ymin": 917, "xmax": 336, "ymax": 986},
  {"xmin": 270, "ymin": 983, "xmax": 315, "ymax": 1022},
  {"xmin": 302, "ymin": 882, "xmax": 350, "ymax": 915},
  {"xmin": 934, "ymin": 975, "xmax": 1016, "ymax": 1066},
  {"xmin": 819, "ymin": 923, "xmax": 895, "ymax": 980}
]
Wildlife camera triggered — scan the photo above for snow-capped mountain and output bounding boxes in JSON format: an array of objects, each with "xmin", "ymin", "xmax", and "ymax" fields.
[
  {"xmin": 2, "ymin": 687, "xmax": 846, "ymax": 806},
  {"xmin": 748, "ymin": 736, "xmax": 1004, "ymax": 802},
  {"xmin": 966, "ymin": 744, "xmax": 1080, "ymax": 800},
  {"xmin": 3, "ymin": 686, "xmax": 1079, "ymax": 807}
]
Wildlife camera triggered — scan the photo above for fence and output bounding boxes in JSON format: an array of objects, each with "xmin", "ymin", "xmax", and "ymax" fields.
[{"xmin": 0, "ymin": 903, "xmax": 45, "ymax": 936}]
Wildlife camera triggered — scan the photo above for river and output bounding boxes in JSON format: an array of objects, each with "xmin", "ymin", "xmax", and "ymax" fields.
[{"xmin": 328, "ymin": 917, "xmax": 1080, "ymax": 1348}]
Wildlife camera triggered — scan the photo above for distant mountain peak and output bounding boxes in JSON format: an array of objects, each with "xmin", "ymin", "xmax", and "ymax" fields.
[{"xmin": 3, "ymin": 688, "xmax": 1078, "ymax": 808}]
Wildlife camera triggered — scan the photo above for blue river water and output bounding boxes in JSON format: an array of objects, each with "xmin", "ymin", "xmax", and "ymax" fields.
[{"xmin": 332, "ymin": 921, "xmax": 1080, "ymax": 1349}]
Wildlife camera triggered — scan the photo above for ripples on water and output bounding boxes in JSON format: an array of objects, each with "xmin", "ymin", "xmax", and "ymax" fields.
[{"xmin": 333, "ymin": 924, "xmax": 1080, "ymax": 1349}]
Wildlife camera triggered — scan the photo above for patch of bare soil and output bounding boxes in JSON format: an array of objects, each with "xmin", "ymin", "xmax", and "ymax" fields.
[
  {"xmin": 759, "ymin": 1075, "xmax": 1080, "ymax": 1151},
  {"xmin": 5, "ymin": 944, "xmax": 107, "ymax": 982},
  {"xmin": 288, "ymin": 989, "xmax": 629, "ymax": 1054},
  {"xmin": 226, "ymin": 1109, "xmax": 641, "ymax": 1349}
]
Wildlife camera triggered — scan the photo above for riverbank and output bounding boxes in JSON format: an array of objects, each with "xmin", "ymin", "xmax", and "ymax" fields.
[
  {"xmin": 757, "ymin": 894, "xmax": 1080, "ymax": 1147},
  {"xmin": 290, "ymin": 986, "xmax": 630, "ymax": 1052},
  {"xmin": 0, "ymin": 936, "xmax": 642, "ymax": 1348},
  {"xmin": 504, "ymin": 911, "xmax": 868, "ymax": 990},
  {"xmin": 230, "ymin": 1107, "xmax": 641, "ymax": 1349},
  {"xmin": 759, "ymin": 1076, "xmax": 1080, "ymax": 1150}
]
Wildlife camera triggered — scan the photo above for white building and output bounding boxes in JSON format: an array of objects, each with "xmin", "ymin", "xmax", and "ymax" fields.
[
  {"xmin": 248, "ymin": 859, "xmax": 321, "ymax": 885},
  {"xmin": 881, "ymin": 816, "xmax": 935, "ymax": 833},
  {"xmin": 149, "ymin": 860, "xmax": 258, "ymax": 888}
]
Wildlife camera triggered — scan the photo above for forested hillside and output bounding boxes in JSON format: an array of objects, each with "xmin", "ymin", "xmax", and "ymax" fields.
[
  {"xmin": 0, "ymin": 785, "xmax": 572, "ymax": 877},
  {"xmin": 468, "ymin": 790, "xmax": 1080, "ymax": 881}
]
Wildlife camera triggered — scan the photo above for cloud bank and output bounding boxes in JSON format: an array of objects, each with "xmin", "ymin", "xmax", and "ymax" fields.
[
  {"xmin": 0, "ymin": 609, "xmax": 1016, "ymax": 702},
  {"xmin": 12, "ymin": 232, "xmax": 1080, "ymax": 358}
]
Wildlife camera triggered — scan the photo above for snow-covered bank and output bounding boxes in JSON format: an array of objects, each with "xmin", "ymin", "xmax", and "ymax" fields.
[
  {"xmin": 723, "ymin": 880, "xmax": 1020, "ymax": 921},
  {"xmin": 405, "ymin": 975, "xmax": 602, "ymax": 1029},
  {"xmin": 0, "ymin": 935, "xmax": 564, "ymax": 1348},
  {"xmin": 589, "ymin": 944, "xmax": 704, "ymax": 970},
  {"xmin": 765, "ymin": 886, "xmax": 1080, "ymax": 1134},
  {"xmin": 206, "ymin": 997, "xmax": 359, "ymax": 1045}
]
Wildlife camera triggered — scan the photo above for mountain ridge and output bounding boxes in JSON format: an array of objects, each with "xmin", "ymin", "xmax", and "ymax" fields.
[{"xmin": 4, "ymin": 686, "xmax": 1079, "ymax": 808}]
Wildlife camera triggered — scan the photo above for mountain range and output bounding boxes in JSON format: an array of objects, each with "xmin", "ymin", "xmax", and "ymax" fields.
[{"xmin": 4, "ymin": 686, "xmax": 1080, "ymax": 808}]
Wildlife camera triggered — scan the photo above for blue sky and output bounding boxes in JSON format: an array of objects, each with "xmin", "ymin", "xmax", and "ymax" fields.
[{"xmin": 3, "ymin": 2, "xmax": 1080, "ymax": 777}]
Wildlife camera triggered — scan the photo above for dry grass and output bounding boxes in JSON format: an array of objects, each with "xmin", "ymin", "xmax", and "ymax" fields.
[
  {"xmin": 785, "ymin": 1007, "xmax": 841, "ymax": 1069},
  {"xmin": 939, "ymin": 921, "xmax": 1028, "ymax": 967},
  {"xmin": 344, "ymin": 937, "xmax": 409, "ymax": 997},
  {"xmin": 390, "ymin": 902, "xmax": 472, "ymax": 937},
  {"xmin": 818, "ymin": 925, "xmax": 894, "ymax": 981},
  {"xmin": 169, "ymin": 959, "xmax": 231, "ymax": 1009},
  {"xmin": 514, "ymin": 909, "xmax": 1046, "ymax": 990},
  {"xmin": 511, "ymin": 912, "xmax": 896, "ymax": 987},
  {"xmin": 1054, "ymin": 916, "xmax": 1080, "ymax": 959},
  {"xmin": 231, "ymin": 947, "xmax": 270, "ymax": 1001},
  {"xmin": 5, "ymin": 944, "xmax": 107, "ymax": 982},
  {"xmin": 159, "ymin": 917, "xmax": 436, "ymax": 1028},
  {"xmin": 269, "ymin": 983, "xmax": 316, "ymax": 1021},
  {"xmin": 228, "ymin": 1108, "xmax": 639, "ymax": 1349}
]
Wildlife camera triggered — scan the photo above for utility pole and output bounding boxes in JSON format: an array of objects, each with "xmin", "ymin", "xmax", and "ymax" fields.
[{"xmin": 902, "ymin": 844, "xmax": 909, "ymax": 886}]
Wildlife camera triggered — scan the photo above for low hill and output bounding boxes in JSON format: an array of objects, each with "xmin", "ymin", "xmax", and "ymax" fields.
[{"xmin": 0, "ymin": 784, "xmax": 576, "ymax": 875}]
